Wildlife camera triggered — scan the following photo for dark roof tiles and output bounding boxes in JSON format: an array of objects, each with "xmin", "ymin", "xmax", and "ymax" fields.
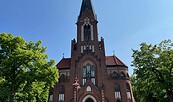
[
  {"xmin": 106, "ymin": 56, "xmax": 127, "ymax": 67},
  {"xmin": 56, "ymin": 56, "xmax": 127, "ymax": 69},
  {"xmin": 78, "ymin": 0, "xmax": 96, "ymax": 20},
  {"xmin": 56, "ymin": 58, "xmax": 71, "ymax": 69}
]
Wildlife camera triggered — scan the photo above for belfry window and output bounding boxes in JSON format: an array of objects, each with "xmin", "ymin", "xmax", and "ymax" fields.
[
  {"xmin": 84, "ymin": 25, "xmax": 91, "ymax": 41},
  {"xmin": 82, "ymin": 64, "xmax": 95, "ymax": 85},
  {"xmin": 81, "ymin": 17, "xmax": 94, "ymax": 41},
  {"xmin": 115, "ymin": 84, "xmax": 121, "ymax": 102}
]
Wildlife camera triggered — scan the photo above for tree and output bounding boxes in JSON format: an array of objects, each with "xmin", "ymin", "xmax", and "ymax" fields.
[
  {"xmin": 132, "ymin": 40, "xmax": 173, "ymax": 102},
  {"xmin": 0, "ymin": 33, "xmax": 59, "ymax": 102}
]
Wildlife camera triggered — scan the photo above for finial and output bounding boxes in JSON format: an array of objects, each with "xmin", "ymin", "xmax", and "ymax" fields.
[
  {"xmin": 113, "ymin": 50, "xmax": 115, "ymax": 56},
  {"xmin": 63, "ymin": 53, "xmax": 64, "ymax": 58}
]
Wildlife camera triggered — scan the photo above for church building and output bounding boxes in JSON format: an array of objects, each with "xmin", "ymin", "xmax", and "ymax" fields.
[{"xmin": 49, "ymin": 0, "xmax": 134, "ymax": 102}]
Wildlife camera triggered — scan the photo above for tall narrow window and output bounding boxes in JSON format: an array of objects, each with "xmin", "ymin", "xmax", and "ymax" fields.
[
  {"xmin": 82, "ymin": 67, "xmax": 87, "ymax": 85},
  {"xmin": 91, "ymin": 67, "xmax": 95, "ymax": 85},
  {"xmin": 115, "ymin": 84, "xmax": 121, "ymax": 102},
  {"xmin": 91, "ymin": 25, "xmax": 94, "ymax": 41},
  {"xmin": 126, "ymin": 83, "xmax": 131, "ymax": 101},
  {"xmin": 81, "ymin": 17, "xmax": 93, "ymax": 42},
  {"xmin": 49, "ymin": 95, "xmax": 53, "ymax": 102},
  {"xmin": 84, "ymin": 25, "xmax": 91, "ymax": 41},
  {"xmin": 59, "ymin": 85, "xmax": 65, "ymax": 102},
  {"xmin": 82, "ymin": 64, "xmax": 95, "ymax": 85},
  {"xmin": 49, "ymin": 88, "xmax": 54, "ymax": 102},
  {"xmin": 92, "ymin": 45, "xmax": 94, "ymax": 52}
]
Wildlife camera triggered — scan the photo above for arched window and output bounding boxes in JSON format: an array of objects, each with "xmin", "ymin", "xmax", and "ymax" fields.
[
  {"xmin": 112, "ymin": 72, "xmax": 118, "ymax": 79},
  {"xmin": 82, "ymin": 64, "xmax": 95, "ymax": 85},
  {"xmin": 59, "ymin": 74, "xmax": 66, "ymax": 82},
  {"xmin": 84, "ymin": 25, "xmax": 91, "ymax": 41},
  {"xmin": 86, "ymin": 86, "xmax": 91, "ymax": 92},
  {"xmin": 126, "ymin": 83, "xmax": 132, "ymax": 101},
  {"xmin": 120, "ymin": 72, "xmax": 126, "ymax": 78},
  {"xmin": 59, "ymin": 84, "xmax": 65, "ymax": 101},
  {"xmin": 81, "ymin": 17, "xmax": 94, "ymax": 42},
  {"xmin": 115, "ymin": 84, "xmax": 121, "ymax": 101}
]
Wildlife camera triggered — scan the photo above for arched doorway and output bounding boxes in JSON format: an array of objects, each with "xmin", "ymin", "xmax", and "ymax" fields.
[
  {"xmin": 82, "ymin": 95, "xmax": 97, "ymax": 102},
  {"xmin": 85, "ymin": 98, "xmax": 94, "ymax": 102}
]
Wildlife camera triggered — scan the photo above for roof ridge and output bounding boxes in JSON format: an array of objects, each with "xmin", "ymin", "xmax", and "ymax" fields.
[
  {"xmin": 113, "ymin": 55, "xmax": 118, "ymax": 65},
  {"xmin": 114, "ymin": 55, "xmax": 128, "ymax": 67}
]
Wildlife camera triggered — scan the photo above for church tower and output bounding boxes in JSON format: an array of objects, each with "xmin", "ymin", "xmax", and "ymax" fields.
[{"xmin": 49, "ymin": 0, "xmax": 134, "ymax": 102}]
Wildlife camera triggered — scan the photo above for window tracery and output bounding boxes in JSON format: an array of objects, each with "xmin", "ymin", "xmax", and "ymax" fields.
[
  {"xmin": 82, "ymin": 64, "xmax": 95, "ymax": 85},
  {"xmin": 81, "ymin": 17, "xmax": 94, "ymax": 42}
]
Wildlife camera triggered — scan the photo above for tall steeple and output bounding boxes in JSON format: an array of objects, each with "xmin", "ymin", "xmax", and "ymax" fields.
[
  {"xmin": 74, "ymin": 0, "xmax": 100, "ymax": 55},
  {"xmin": 78, "ymin": 0, "xmax": 97, "ymax": 20}
]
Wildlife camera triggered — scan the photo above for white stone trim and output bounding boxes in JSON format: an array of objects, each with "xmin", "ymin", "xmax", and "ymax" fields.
[
  {"xmin": 115, "ymin": 92, "xmax": 121, "ymax": 98},
  {"xmin": 81, "ymin": 46, "xmax": 83, "ymax": 53},
  {"xmin": 127, "ymin": 92, "xmax": 131, "ymax": 99},
  {"xmin": 91, "ymin": 78, "xmax": 95, "ymax": 85},
  {"xmin": 59, "ymin": 94, "xmax": 64, "ymax": 101},
  {"xmin": 82, "ymin": 95, "xmax": 97, "ymax": 102},
  {"xmin": 86, "ymin": 86, "xmax": 91, "ymax": 92},
  {"xmin": 91, "ymin": 25, "xmax": 94, "ymax": 40},
  {"xmin": 92, "ymin": 45, "xmax": 94, "ymax": 52},
  {"xmin": 81, "ymin": 17, "xmax": 93, "ymax": 41},
  {"xmin": 82, "ymin": 79, "xmax": 86, "ymax": 85},
  {"xmin": 81, "ymin": 25, "xmax": 84, "ymax": 41}
]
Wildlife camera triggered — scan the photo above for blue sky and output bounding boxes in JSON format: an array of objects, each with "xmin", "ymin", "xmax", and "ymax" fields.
[{"xmin": 0, "ymin": 0, "xmax": 173, "ymax": 75}]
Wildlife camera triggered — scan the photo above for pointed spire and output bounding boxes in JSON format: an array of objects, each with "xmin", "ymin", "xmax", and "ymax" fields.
[{"xmin": 78, "ymin": 0, "xmax": 97, "ymax": 20}]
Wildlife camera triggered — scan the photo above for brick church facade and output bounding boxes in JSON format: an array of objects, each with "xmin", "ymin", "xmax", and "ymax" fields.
[{"xmin": 49, "ymin": 0, "xmax": 134, "ymax": 102}]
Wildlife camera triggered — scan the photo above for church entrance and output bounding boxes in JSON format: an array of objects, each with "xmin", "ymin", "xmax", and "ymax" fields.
[
  {"xmin": 82, "ymin": 95, "xmax": 97, "ymax": 102},
  {"xmin": 85, "ymin": 98, "xmax": 94, "ymax": 102}
]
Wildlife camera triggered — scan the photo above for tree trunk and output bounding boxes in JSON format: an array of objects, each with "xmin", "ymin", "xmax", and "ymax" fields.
[
  {"xmin": 9, "ymin": 85, "xmax": 15, "ymax": 102},
  {"xmin": 167, "ymin": 90, "xmax": 173, "ymax": 102}
]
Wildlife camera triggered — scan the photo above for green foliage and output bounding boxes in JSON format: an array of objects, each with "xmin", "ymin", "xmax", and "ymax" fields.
[
  {"xmin": 131, "ymin": 40, "xmax": 173, "ymax": 102},
  {"xmin": 0, "ymin": 33, "xmax": 59, "ymax": 102}
]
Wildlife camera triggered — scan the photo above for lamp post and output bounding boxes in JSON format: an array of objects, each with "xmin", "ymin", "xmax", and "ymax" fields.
[{"xmin": 73, "ymin": 77, "xmax": 81, "ymax": 102}]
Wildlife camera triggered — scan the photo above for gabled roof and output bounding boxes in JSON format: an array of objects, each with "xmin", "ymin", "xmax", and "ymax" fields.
[
  {"xmin": 78, "ymin": 0, "xmax": 96, "ymax": 20},
  {"xmin": 56, "ymin": 58, "xmax": 71, "ymax": 69},
  {"xmin": 56, "ymin": 55, "xmax": 127, "ymax": 69},
  {"xmin": 106, "ymin": 56, "xmax": 128, "ymax": 67}
]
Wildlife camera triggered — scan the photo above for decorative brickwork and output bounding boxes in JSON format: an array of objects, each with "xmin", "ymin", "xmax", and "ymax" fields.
[{"xmin": 49, "ymin": 0, "xmax": 134, "ymax": 102}]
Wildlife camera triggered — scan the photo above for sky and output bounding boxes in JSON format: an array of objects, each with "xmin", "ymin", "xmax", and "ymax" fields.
[{"xmin": 0, "ymin": 0, "xmax": 173, "ymax": 75}]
